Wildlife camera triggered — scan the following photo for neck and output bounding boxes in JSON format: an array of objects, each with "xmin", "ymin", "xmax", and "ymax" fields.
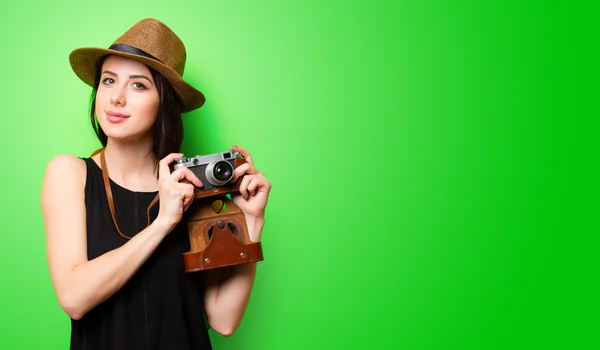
[{"xmin": 101, "ymin": 137, "xmax": 158, "ymax": 191}]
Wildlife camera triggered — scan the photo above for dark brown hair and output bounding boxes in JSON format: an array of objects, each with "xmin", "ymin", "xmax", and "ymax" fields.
[{"xmin": 89, "ymin": 56, "xmax": 184, "ymax": 172}]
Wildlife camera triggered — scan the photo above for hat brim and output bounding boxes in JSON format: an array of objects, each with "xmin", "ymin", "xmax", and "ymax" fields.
[{"xmin": 69, "ymin": 47, "xmax": 205, "ymax": 113}]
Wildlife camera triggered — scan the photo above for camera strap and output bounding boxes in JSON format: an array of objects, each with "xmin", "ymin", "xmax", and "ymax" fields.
[{"xmin": 92, "ymin": 148, "xmax": 159, "ymax": 239}]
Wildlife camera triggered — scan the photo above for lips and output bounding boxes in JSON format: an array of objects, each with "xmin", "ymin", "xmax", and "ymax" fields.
[{"xmin": 106, "ymin": 111, "xmax": 130, "ymax": 123}]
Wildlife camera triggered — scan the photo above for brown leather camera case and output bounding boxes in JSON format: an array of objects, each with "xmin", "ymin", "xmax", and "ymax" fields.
[{"xmin": 182, "ymin": 158, "xmax": 264, "ymax": 272}]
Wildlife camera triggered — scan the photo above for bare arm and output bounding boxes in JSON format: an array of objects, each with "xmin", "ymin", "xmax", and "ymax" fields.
[
  {"xmin": 41, "ymin": 154, "xmax": 201, "ymax": 320},
  {"xmin": 200, "ymin": 145, "xmax": 272, "ymax": 336},
  {"xmin": 201, "ymin": 216, "xmax": 264, "ymax": 336}
]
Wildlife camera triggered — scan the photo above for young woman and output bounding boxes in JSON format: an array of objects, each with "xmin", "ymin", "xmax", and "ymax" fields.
[{"xmin": 40, "ymin": 18, "xmax": 271, "ymax": 349}]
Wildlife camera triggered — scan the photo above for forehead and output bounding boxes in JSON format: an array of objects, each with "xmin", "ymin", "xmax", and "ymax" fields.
[{"xmin": 101, "ymin": 55, "xmax": 152, "ymax": 76}]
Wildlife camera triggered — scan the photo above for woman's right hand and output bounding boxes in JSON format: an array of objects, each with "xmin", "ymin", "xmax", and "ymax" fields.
[{"xmin": 155, "ymin": 153, "xmax": 203, "ymax": 232}]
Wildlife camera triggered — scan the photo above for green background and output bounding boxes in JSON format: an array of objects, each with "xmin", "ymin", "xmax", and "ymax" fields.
[{"xmin": 0, "ymin": 0, "xmax": 595, "ymax": 349}]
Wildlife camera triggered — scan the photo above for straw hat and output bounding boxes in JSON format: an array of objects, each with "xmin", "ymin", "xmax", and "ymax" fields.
[{"xmin": 69, "ymin": 18, "xmax": 205, "ymax": 112}]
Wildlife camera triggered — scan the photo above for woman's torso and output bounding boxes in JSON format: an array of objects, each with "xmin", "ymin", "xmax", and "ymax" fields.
[{"xmin": 70, "ymin": 157, "xmax": 211, "ymax": 350}]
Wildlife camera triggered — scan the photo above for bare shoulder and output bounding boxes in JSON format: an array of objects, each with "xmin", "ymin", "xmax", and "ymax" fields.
[
  {"xmin": 43, "ymin": 154, "xmax": 86, "ymax": 180},
  {"xmin": 41, "ymin": 154, "xmax": 87, "ymax": 202}
]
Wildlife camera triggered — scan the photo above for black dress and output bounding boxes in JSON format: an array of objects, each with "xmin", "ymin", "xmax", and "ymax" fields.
[{"xmin": 69, "ymin": 157, "xmax": 212, "ymax": 350}]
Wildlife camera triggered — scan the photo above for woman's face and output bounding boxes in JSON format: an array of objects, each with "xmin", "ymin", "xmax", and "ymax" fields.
[{"xmin": 95, "ymin": 55, "xmax": 160, "ymax": 143}]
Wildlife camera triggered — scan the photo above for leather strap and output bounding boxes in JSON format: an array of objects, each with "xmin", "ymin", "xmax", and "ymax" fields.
[{"xmin": 98, "ymin": 148, "xmax": 159, "ymax": 239}]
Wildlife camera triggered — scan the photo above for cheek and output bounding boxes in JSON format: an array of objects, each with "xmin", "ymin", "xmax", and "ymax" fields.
[
  {"xmin": 95, "ymin": 88, "xmax": 109, "ymax": 108},
  {"xmin": 136, "ymin": 95, "xmax": 160, "ymax": 122}
]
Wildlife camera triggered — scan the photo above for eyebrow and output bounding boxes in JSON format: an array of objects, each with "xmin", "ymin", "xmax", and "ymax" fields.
[{"xmin": 102, "ymin": 70, "xmax": 154, "ymax": 85}]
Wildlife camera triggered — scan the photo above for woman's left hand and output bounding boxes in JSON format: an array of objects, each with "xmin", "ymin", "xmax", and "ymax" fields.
[{"xmin": 230, "ymin": 145, "xmax": 272, "ymax": 223}]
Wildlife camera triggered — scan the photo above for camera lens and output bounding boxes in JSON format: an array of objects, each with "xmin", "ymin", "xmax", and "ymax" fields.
[
  {"xmin": 214, "ymin": 162, "xmax": 232, "ymax": 181},
  {"xmin": 205, "ymin": 160, "xmax": 234, "ymax": 186}
]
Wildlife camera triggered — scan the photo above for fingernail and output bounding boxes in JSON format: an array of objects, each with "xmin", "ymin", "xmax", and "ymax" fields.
[{"xmin": 242, "ymin": 193, "xmax": 248, "ymax": 199}]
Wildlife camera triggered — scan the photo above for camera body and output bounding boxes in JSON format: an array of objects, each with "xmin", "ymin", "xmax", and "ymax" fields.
[{"xmin": 172, "ymin": 149, "xmax": 241, "ymax": 192}]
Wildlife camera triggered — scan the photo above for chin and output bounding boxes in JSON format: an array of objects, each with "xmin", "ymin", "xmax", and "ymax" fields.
[
  {"xmin": 103, "ymin": 127, "xmax": 153, "ymax": 143},
  {"xmin": 101, "ymin": 124, "xmax": 129, "ymax": 138}
]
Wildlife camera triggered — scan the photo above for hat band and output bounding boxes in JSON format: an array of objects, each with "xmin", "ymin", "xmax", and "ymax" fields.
[{"xmin": 109, "ymin": 44, "xmax": 163, "ymax": 63}]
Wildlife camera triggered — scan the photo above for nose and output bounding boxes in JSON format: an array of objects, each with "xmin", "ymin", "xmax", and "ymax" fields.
[{"xmin": 110, "ymin": 86, "xmax": 126, "ymax": 106}]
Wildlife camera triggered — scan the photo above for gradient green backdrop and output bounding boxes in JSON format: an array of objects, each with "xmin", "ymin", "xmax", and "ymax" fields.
[{"xmin": 0, "ymin": 1, "xmax": 595, "ymax": 349}]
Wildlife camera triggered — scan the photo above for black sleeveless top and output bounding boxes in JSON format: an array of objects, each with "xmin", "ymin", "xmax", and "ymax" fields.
[{"xmin": 70, "ymin": 157, "xmax": 212, "ymax": 350}]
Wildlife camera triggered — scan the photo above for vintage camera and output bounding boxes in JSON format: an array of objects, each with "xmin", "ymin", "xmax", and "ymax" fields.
[
  {"xmin": 172, "ymin": 149, "xmax": 241, "ymax": 191},
  {"xmin": 171, "ymin": 149, "xmax": 264, "ymax": 272}
]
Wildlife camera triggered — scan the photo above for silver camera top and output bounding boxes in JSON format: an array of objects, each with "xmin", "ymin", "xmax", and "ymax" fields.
[{"xmin": 173, "ymin": 149, "xmax": 240, "ymax": 170}]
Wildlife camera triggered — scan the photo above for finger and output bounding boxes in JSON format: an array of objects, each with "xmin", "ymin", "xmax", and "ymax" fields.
[
  {"xmin": 183, "ymin": 191, "xmax": 195, "ymax": 211},
  {"xmin": 166, "ymin": 183, "xmax": 189, "ymax": 200},
  {"xmin": 179, "ymin": 183, "xmax": 195, "ymax": 207},
  {"xmin": 264, "ymin": 178, "xmax": 272, "ymax": 192},
  {"xmin": 170, "ymin": 166, "xmax": 203, "ymax": 188},
  {"xmin": 238, "ymin": 174, "xmax": 253, "ymax": 199},
  {"xmin": 159, "ymin": 153, "xmax": 184, "ymax": 180},
  {"xmin": 175, "ymin": 182, "xmax": 197, "ymax": 192},
  {"xmin": 247, "ymin": 178, "xmax": 259, "ymax": 196},
  {"xmin": 176, "ymin": 183, "xmax": 197, "ymax": 204},
  {"xmin": 231, "ymin": 162, "xmax": 253, "ymax": 183},
  {"xmin": 232, "ymin": 145, "xmax": 254, "ymax": 167}
]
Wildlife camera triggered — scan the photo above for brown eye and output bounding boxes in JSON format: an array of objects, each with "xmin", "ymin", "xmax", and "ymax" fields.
[{"xmin": 133, "ymin": 82, "xmax": 147, "ymax": 90}]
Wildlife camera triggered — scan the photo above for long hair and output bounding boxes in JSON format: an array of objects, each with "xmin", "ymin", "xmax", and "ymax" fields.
[{"xmin": 89, "ymin": 56, "xmax": 184, "ymax": 173}]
